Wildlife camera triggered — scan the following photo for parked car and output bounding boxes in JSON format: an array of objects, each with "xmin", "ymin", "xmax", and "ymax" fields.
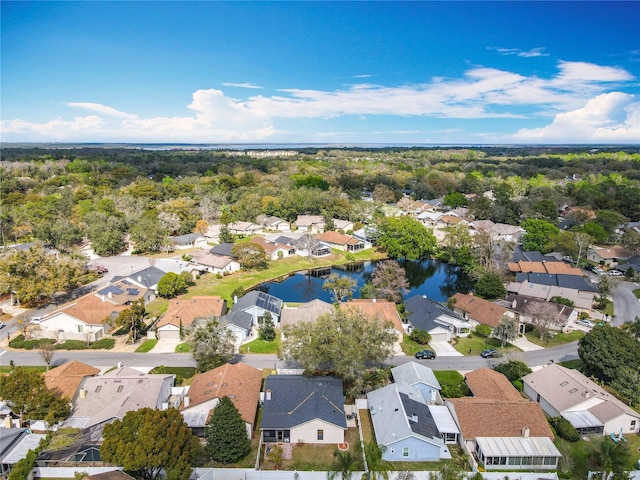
[
  {"xmin": 0, "ymin": 321, "xmax": 4, "ymax": 329},
  {"xmin": 481, "ymin": 348, "xmax": 501, "ymax": 358},
  {"xmin": 585, "ymin": 264, "xmax": 596, "ymax": 272},
  {"xmin": 575, "ymin": 319, "xmax": 595, "ymax": 328},
  {"xmin": 30, "ymin": 317, "xmax": 43, "ymax": 325},
  {"xmin": 593, "ymin": 267, "xmax": 605, "ymax": 275},
  {"xmin": 415, "ymin": 349, "xmax": 436, "ymax": 360},
  {"xmin": 562, "ymin": 256, "xmax": 572, "ymax": 263},
  {"xmin": 607, "ymin": 270, "xmax": 623, "ymax": 276}
]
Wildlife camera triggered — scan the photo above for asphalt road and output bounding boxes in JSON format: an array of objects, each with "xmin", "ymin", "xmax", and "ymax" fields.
[
  {"xmin": 611, "ymin": 280, "xmax": 640, "ymax": 326},
  {"xmin": 0, "ymin": 342, "xmax": 580, "ymax": 371}
]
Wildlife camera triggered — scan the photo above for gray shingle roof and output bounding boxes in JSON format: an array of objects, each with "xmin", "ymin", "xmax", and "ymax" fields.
[
  {"xmin": 514, "ymin": 273, "xmax": 596, "ymax": 292},
  {"xmin": 221, "ymin": 310, "xmax": 253, "ymax": 333},
  {"xmin": 209, "ymin": 242, "xmax": 235, "ymax": 257},
  {"xmin": 112, "ymin": 266, "xmax": 167, "ymax": 289},
  {"xmin": 391, "ymin": 361, "xmax": 441, "ymax": 390},
  {"xmin": 404, "ymin": 295, "xmax": 463, "ymax": 331},
  {"xmin": 260, "ymin": 375, "xmax": 346, "ymax": 430},
  {"xmin": 234, "ymin": 290, "xmax": 282, "ymax": 316}
]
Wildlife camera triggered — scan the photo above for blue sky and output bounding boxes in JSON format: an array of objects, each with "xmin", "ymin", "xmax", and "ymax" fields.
[{"xmin": 2, "ymin": 1, "xmax": 639, "ymax": 144}]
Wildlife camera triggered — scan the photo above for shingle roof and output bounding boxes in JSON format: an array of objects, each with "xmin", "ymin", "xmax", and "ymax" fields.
[
  {"xmin": 261, "ymin": 375, "xmax": 346, "ymax": 430},
  {"xmin": 113, "ymin": 266, "xmax": 166, "ymax": 290},
  {"xmin": 391, "ymin": 361, "xmax": 441, "ymax": 390},
  {"xmin": 451, "ymin": 293, "xmax": 508, "ymax": 328},
  {"xmin": 233, "ymin": 290, "xmax": 282, "ymax": 316},
  {"xmin": 221, "ymin": 310, "xmax": 253, "ymax": 333},
  {"xmin": 45, "ymin": 294, "xmax": 129, "ymax": 326},
  {"xmin": 45, "ymin": 361, "xmax": 100, "ymax": 400},
  {"xmin": 513, "ymin": 273, "xmax": 597, "ymax": 292},
  {"xmin": 341, "ymin": 299, "xmax": 404, "ymax": 333},
  {"xmin": 405, "ymin": 295, "xmax": 465, "ymax": 331},
  {"xmin": 464, "ymin": 368, "xmax": 523, "ymax": 401},
  {"xmin": 279, "ymin": 299, "xmax": 334, "ymax": 328},
  {"xmin": 157, "ymin": 296, "xmax": 226, "ymax": 329},
  {"xmin": 185, "ymin": 363, "xmax": 262, "ymax": 425},
  {"xmin": 316, "ymin": 231, "xmax": 361, "ymax": 246},
  {"xmin": 447, "ymin": 397, "xmax": 554, "ymax": 440},
  {"xmin": 209, "ymin": 243, "xmax": 235, "ymax": 257}
]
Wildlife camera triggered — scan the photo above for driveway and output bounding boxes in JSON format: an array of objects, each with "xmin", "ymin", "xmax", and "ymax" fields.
[
  {"xmin": 430, "ymin": 341, "xmax": 463, "ymax": 357},
  {"xmin": 149, "ymin": 337, "xmax": 181, "ymax": 354}
]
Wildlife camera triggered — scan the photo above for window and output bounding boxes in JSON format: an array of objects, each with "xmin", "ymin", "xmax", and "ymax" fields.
[
  {"xmin": 402, "ymin": 447, "xmax": 409, "ymax": 458},
  {"xmin": 631, "ymin": 420, "xmax": 636, "ymax": 430},
  {"xmin": 317, "ymin": 429, "xmax": 324, "ymax": 441},
  {"xmin": 544, "ymin": 457, "xmax": 557, "ymax": 465}
]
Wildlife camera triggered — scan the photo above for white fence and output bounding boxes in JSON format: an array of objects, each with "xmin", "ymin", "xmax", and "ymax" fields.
[{"xmin": 32, "ymin": 466, "xmax": 123, "ymax": 477}]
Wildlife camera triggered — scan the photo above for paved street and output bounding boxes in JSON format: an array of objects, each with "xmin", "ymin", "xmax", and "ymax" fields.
[{"xmin": 611, "ymin": 280, "xmax": 640, "ymax": 326}]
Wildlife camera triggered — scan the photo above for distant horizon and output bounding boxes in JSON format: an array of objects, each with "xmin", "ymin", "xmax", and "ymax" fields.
[{"xmin": 2, "ymin": 2, "xmax": 638, "ymax": 144}]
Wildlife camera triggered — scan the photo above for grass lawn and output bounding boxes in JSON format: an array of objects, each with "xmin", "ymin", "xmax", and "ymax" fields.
[
  {"xmin": 434, "ymin": 370, "xmax": 468, "ymax": 397},
  {"xmin": 452, "ymin": 335, "xmax": 509, "ymax": 356},
  {"xmin": 149, "ymin": 366, "xmax": 196, "ymax": 380},
  {"xmin": 634, "ymin": 289, "xmax": 640, "ymax": 299},
  {"xmin": 175, "ymin": 342, "xmax": 190, "ymax": 353},
  {"xmin": 359, "ymin": 409, "xmax": 375, "ymax": 443},
  {"xmin": 134, "ymin": 339, "xmax": 158, "ymax": 352},
  {"xmin": 401, "ymin": 336, "xmax": 434, "ymax": 356},
  {"xmin": 0, "ymin": 365, "xmax": 48, "ymax": 374},
  {"xmin": 558, "ymin": 358, "xmax": 584, "ymax": 370},
  {"xmin": 525, "ymin": 329, "xmax": 585, "ymax": 347},
  {"xmin": 239, "ymin": 336, "xmax": 280, "ymax": 354}
]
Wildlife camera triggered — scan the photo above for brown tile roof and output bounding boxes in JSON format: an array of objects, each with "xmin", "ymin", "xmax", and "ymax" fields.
[
  {"xmin": 45, "ymin": 361, "xmax": 100, "ymax": 400},
  {"xmin": 507, "ymin": 261, "xmax": 582, "ymax": 276},
  {"xmin": 451, "ymin": 293, "xmax": 508, "ymax": 328},
  {"xmin": 250, "ymin": 236, "xmax": 291, "ymax": 253},
  {"xmin": 464, "ymin": 367, "xmax": 523, "ymax": 401},
  {"xmin": 342, "ymin": 299, "xmax": 404, "ymax": 333},
  {"xmin": 439, "ymin": 215, "xmax": 462, "ymax": 225},
  {"xmin": 185, "ymin": 363, "xmax": 262, "ymax": 425},
  {"xmin": 316, "ymin": 231, "xmax": 361, "ymax": 246},
  {"xmin": 157, "ymin": 296, "xmax": 227, "ymax": 328},
  {"xmin": 48, "ymin": 294, "xmax": 130, "ymax": 325},
  {"xmin": 447, "ymin": 397, "xmax": 554, "ymax": 440},
  {"xmin": 280, "ymin": 299, "xmax": 335, "ymax": 328}
]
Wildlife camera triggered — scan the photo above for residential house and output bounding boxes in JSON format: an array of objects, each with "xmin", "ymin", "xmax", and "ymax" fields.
[
  {"xmin": 523, "ymin": 364, "xmax": 640, "ymax": 436},
  {"xmin": 447, "ymin": 368, "xmax": 559, "ymax": 471},
  {"xmin": 367, "ymin": 383, "xmax": 457, "ymax": 462},
  {"xmin": 294, "ymin": 215, "xmax": 325, "ymax": 234},
  {"xmin": 449, "ymin": 293, "xmax": 517, "ymax": 331},
  {"xmin": 511, "ymin": 246, "xmax": 556, "ymax": 263},
  {"xmin": 220, "ymin": 291, "xmax": 283, "ymax": 345},
  {"xmin": 614, "ymin": 254, "xmax": 640, "ymax": 274},
  {"xmin": 505, "ymin": 295, "xmax": 578, "ymax": 330},
  {"xmin": 33, "ymin": 287, "xmax": 139, "ymax": 342},
  {"xmin": 64, "ymin": 366, "xmax": 175, "ymax": 432},
  {"xmin": 417, "ymin": 211, "xmax": 443, "ymax": 227},
  {"xmin": 220, "ymin": 309, "xmax": 255, "ymax": 346},
  {"xmin": 391, "ymin": 361, "xmax": 441, "ymax": 404},
  {"xmin": 156, "ymin": 296, "xmax": 227, "ymax": 341},
  {"xmin": 279, "ymin": 299, "xmax": 334, "ymax": 329},
  {"xmin": 227, "ymin": 221, "xmax": 263, "ymax": 236},
  {"xmin": 0, "ymin": 428, "xmax": 47, "ymax": 476},
  {"xmin": 260, "ymin": 375, "xmax": 347, "ymax": 444},
  {"xmin": 44, "ymin": 361, "xmax": 100, "ymax": 400},
  {"xmin": 256, "ymin": 215, "xmax": 291, "ymax": 232},
  {"xmin": 190, "ymin": 251, "xmax": 241, "ymax": 275},
  {"xmin": 506, "ymin": 274, "xmax": 597, "ymax": 312},
  {"xmin": 507, "ymin": 261, "xmax": 584, "ymax": 277},
  {"xmin": 342, "ymin": 298, "xmax": 405, "ymax": 336},
  {"xmin": 469, "ymin": 220, "xmax": 525, "ymax": 243},
  {"xmin": 110, "ymin": 266, "xmax": 167, "ymax": 303},
  {"xmin": 405, "ymin": 295, "xmax": 472, "ymax": 341},
  {"xmin": 250, "ymin": 236, "xmax": 296, "ymax": 260},
  {"xmin": 209, "ymin": 242, "xmax": 235, "ymax": 257},
  {"xmin": 333, "ymin": 219, "xmax": 354, "ymax": 233},
  {"xmin": 181, "ymin": 363, "xmax": 262, "ymax": 438},
  {"xmin": 587, "ymin": 245, "xmax": 633, "ymax": 267},
  {"xmin": 169, "ymin": 233, "xmax": 208, "ymax": 250},
  {"xmin": 435, "ymin": 214, "xmax": 467, "ymax": 229},
  {"xmin": 315, "ymin": 231, "xmax": 367, "ymax": 253}
]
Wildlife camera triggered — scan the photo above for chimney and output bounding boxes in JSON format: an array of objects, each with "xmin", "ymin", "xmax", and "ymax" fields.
[
  {"xmin": 522, "ymin": 426, "xmax": 530, "ymax": 438},
  {"xmin": 79, "ymin": 389, "xmax": 87, "ymax": 399},
  {"xmin": 183, "ymin": 395, "xmax": 190, "ymax": 408},
  {"xmin": 108, "ymin": 291, "xmax": 113, "ymax": 299},
  {"xmin": 138, "ymin": 275, "xmax": 142, "ymax": 283},
  {"xmin": 266, "ymin": 389, "xmax": 271, "ymax": 401},
  {"xmin": 101, "ymin": 295, "xmax": 106, "ymax": 302}
]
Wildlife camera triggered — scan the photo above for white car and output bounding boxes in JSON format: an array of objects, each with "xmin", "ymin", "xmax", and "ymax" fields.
[
  {"xmin": 575, "ymin": 319, "xmax": 595, "ymax": 328},
  {"xmin": 593, "ymin": 268, "xmax": 605, "ymax": 275},
  {"xmin": 0, "ymin": 321, "xmax": 4, "ymax": 329},
  {"xmin": 607, "ymin": 270, "xmax": 623, "ymax": 276},
  {"xmin": 30, "ymin": 317, "xmax": 43, "ymax": 325}
]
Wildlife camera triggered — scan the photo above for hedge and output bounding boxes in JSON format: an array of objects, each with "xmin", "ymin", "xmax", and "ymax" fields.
[
  {"xmin": 549, "ymin": 416, "xmax": 580, "ymax": 442},
  {"xmin": 8, "ymin": 335, "xmax": 114, "ymax": 351}
]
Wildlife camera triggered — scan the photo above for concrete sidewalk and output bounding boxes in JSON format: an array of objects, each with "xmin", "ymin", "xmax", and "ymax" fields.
[
  {"xmin": 511, "ymin": 336, "xmax": 544, "ymax": 352},
  {"xmin": 430, "ymin": 341, "xmax": 464, "ymax": 356}
]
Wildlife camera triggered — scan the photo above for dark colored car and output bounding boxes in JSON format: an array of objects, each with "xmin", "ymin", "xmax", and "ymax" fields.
[
  {"xmin": 481, "ymin": 348, "xmax": 500, "ymax": 358},
  {"xmin": 415, "ymin": 349, "xmax": 436, "ymax": 359}
]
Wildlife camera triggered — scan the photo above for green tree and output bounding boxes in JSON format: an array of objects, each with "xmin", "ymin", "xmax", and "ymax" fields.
[
  {"xmin": 493, "ymin": 360, "xmax": 532, "ymax": 382},
  {"xmin": 594, "ymin": 209, "xmax": 628, "ymax": 237},
  {"xmin": 190, "ymin": 318, "xmax": 236, "ymax": 372},
  {"xmin": 474, "ymin": 271, "xmax": 506, "ymax": 300},
  {"xmin": 409, "ymin": 328, "xmax": 432, "ymax": 345},
  {"xmin": 610, "ymin": 366, "xmax": 640, "ymax": 409},
  {"xmin": 474, "ymin": 324, "xmax": 492, "ymax": 338},
  {"xmin": 493, "ymin": 318, "xmax": 519, "ymax": 347},
  {"xmin": 323, "ymin": 273, "xmax": 358, "ymax": 304},
  {"xmin": 129, "ymin": 216, "xmax": 170, "ymax": 254},
  {"xmin": 443, "ymin": 192, "xmax": 468, "ymax": 208},
  {"xmin": 204, "ymin": 396, "xmax": 251, "ymax": 464},
  {"xmin": 621, "ymin": 229, "xmax": 640, "ymax": 254},
  {"xmin": 589, "ymin": 436, "xmax": 631, "ymax": 480},
  {"xmin": 578, "ymin": 324, "xmax": 640, "ymax": 382},
  {"xmin": 0, "ymin": 367, "xmax": 70, "ymax": 425},
  {"xmin": 328, "ymin": 449, "xmax": 361, "ymax": 480},
  {"xmin": 429, "ymin": 464, "xmax": 468, "ymax": 480},
  {"xmin": 621, "ymin": 316, "xmax": 640, "ymax": 340},
  {"xmin": 279, "ymin": 308, "xmax": 397, "ymax": 396},
  {"xmin": 369, "ymin": 260, "xmax": 410, "ymax": 303},
  {"xmin": 157, "ymin": 272, "xmax": 189, "ymax": 298},
  {"xmin": 377, "ymin": 216, "xmax": 436, "ymax": 260},
  {"xmin": 364, "ymin": 442, "xmax": 393, "ymax": 480},
  {"xmin": 115, "ymin": 298, "xmax": 147, "ymax": 340},
  {"xmin": 257, "ymin": 311, "xmax": 277, "ymax": 341},
  {"xmin": 101, "ymin": 407, "xmax": 200, "ymax": 480},
  {"xmin": 531, "ymin": 199, "xmax": 559, "ymax": 224},
  {"xmin": 521, "ymin": 219, "xmax": 560, "ymax": 252},
  {"xmin": 581, "ymin": 221, "xmax": 608, "ymax": 244},
  {"xmin": 231, "ymin": 241, "xmax": 269, "ymax": 270}
]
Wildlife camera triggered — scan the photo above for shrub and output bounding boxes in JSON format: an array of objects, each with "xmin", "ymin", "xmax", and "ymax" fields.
[
  {"xmin": 475, "ymin": 324, "xmax": 492, "ymax": 338},
  {"xmin": 90, "ymin": 338, "xmax": 115, "ymax": 349},
  {"xmin": 494, "ymin": 360, "xmax": 532, "ymax": 382},
  {"xmin": 549, "ymin": 417, "xmax": 580, "ymax": 442},
  {"xmin": 8, "ymin": 335, "xmax": 56, "ymax": 350},
  {"xmin": 56, "ymin": 340, "xmax": 89, "ymax": 350},
  {"xmin": 409, "ymin": 328, "xmax": 432, "ymax": 345}
]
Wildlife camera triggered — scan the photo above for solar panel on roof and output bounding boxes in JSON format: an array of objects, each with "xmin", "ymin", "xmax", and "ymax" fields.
[
  {"xmin": 97, "ymin": 285, "xmax": 124, "ymax": 296},
  {"xmin": 122, "ymin": 279, "xmax": 131, "ymax": 285},
  {"xmin": 126, "ymin": 288, "xmax": 140, "ymax": 296}
]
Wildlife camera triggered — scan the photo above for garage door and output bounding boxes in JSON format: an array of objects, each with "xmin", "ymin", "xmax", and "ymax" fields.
[
  {"xmin": 159, "ymin": 329, "xmax": 181, "ymax": 341},
  {"xmin": 430, "ymin": 331, "xmax": 449, "ymax": 343}
]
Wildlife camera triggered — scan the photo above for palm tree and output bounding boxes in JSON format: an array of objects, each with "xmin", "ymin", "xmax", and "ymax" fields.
[
  {"xmin": 364, "ymin": 442, "xmax": 393, "ymax": 480},
  {"xmin": 493, "ymin": 318, "xmax": 519, "ymax": 347},
  {"xmin": 328, "ymin": 450, "xmax": 360, "ymax": 480},
  {"xmin": 590, "ymin": 436, "xmax": 631, "ymax": 480}
]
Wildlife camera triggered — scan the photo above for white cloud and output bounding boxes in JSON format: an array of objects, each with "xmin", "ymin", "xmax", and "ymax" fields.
[
  {"xmin": 490, "ymin": 47, "xmax": 549, "ymax": 58},
  {"xmin": 222, "ymin": 82, "xmax": 263, "ymax": 89},
  {"xmin": 510, "ymin": 92, "xmax": 640, "ymax": 143},
  {"xmin": 2, "ymin": 61, "xmax": 637, "ymax": 143}
]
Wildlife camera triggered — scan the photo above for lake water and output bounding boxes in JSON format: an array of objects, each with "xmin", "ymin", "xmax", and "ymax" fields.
[{"xmin": 256, "ymin": 259, "xmax": 472, "ymax": 303}]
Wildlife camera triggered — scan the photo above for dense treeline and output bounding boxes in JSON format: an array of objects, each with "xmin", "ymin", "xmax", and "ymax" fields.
[{"xmin": 0, "ymin": 146, "xmax": 638, "ymax": 256}]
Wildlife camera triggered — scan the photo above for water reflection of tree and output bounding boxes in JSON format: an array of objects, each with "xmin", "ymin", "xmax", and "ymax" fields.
[
  {"xmin": 439, "ymin": 267, "xmax": 473, "ymax": 299},
  {"xmin": 399, "ymin": 259, "xmax": 437, "ymax": 287}
]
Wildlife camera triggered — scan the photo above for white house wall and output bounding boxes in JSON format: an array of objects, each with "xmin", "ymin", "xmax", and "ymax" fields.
[
  {"xmin": 602, "ymin": 413, "xmax": 640, "ymax": 435},
  {"xmin": 39, "ymin": 313, "xmax": 102, "ymax": 335},
  {"xmin": 290, "ymin": 419, "xmax": 344, "ymax": 444}
]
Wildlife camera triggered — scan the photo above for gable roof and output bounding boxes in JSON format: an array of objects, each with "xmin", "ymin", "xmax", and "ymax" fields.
[
  {"xmin": 233, "ymin": 290, "xmax": 282, "ymax": 316},
  {"xmin": 522, "ymin": 364, "xmax": 640, "ymax": 422},
  {"xmin": 45, "ymin": 293, "xmax": 129, "ymax": 326},
  {"xmin": 261, "ymin": 375, "xmax": 346, "ymax": 430},
  {"xmin": 589, "ymin": 245, "xmax": 633, "ymax": 260},
  {"xmin": 94, "ymin": 278, "xmax": 148, "ymax": 305},
  {"xmin": 250, "ymin": 236, "xmax": 294, "ymax": 254},
  {"xmin": 341, "ymin": 299, "xmax": 404, "ymax": 333},
  {"xmin": 170, "ymin": 233, "xmax": 204, "ymax": 244},
  {"xmin": 391, "ymin": 361, "xmax": 441, "ymax": 391},
  {"xmin": 506, "ymin": 294, "xmax": 576, "ymax": 323},
  {"xmin": 295, "ymin": 215, "xmax": 325, "ymax": 227},
  {"xmin": 451, "ymin": 293, "xmax": 508, "ymax": 328},
  {"xmin": 514, "ymin": 273, "xmax": 597, "ymax": 292},
  {"xmin": 157, "ymin": 296, "xmax": 226, "ymax": 329},
  {"xmin": 221, "ymin": 310, "xmax": 254, "ymax": 333},
  {"xmin": 508, "ymin": 261, "xmax": 583, "ymax": 276},
  {"xmin": 464, "ymin": 368, "xmax": 522, "ymax": 401},
  {"xmin": 447, "ymin": 397, "xmax": 554, "ymax": 440},
  {"xmin": 192, "ymin": 252, "xmax": 238, "ymax": 269},
  {"xmin": 185, "ymin": 363, "xmax": 262, "ymax": 425},
  {"xmin": 45, "ymin": 361, "xmax": 100, "ymax": 400},
  {"xmin": 405, "ymin": 295, "xmax": 467, "ymax": 331},
  {"xmin": 316, "ymin": 231, "xmax": 362, "ymax": 246},
  {"xmin": 112, "ymin": 266, "xmax": 167, "ymax": 290},
  {"xmin": 209, "ymin": 242, "xmax": 235, "ymax": 257},
  {"xmin": 279, "ymin": 299, "xmax": 335, "ymax": 328}
]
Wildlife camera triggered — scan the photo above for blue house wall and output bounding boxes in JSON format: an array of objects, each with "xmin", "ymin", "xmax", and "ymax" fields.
[{"xmin": 384, "ymin": 436, "xmax": 442, "ymax": 462}]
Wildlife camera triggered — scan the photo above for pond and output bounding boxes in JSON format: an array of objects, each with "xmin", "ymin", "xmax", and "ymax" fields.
[{"xmin": 256, "ymin": 258, "xmax": 472, "ymax": 304}]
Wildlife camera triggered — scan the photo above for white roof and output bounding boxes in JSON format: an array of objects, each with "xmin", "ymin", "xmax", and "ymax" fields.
[
  {"xmin": 2, "ymin": 432, "xmax": 46, "ymax": 463},
  {"xmin": 428, "ymin": 405, "xmax": 460, "ymax": 434},
  {"xmin": 562, "ymin": 410, "xmax": 603, "ymax": 429},
  {"xmin": 476, "ymin": 436, "xmax": 561, "ymax": 458}
]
